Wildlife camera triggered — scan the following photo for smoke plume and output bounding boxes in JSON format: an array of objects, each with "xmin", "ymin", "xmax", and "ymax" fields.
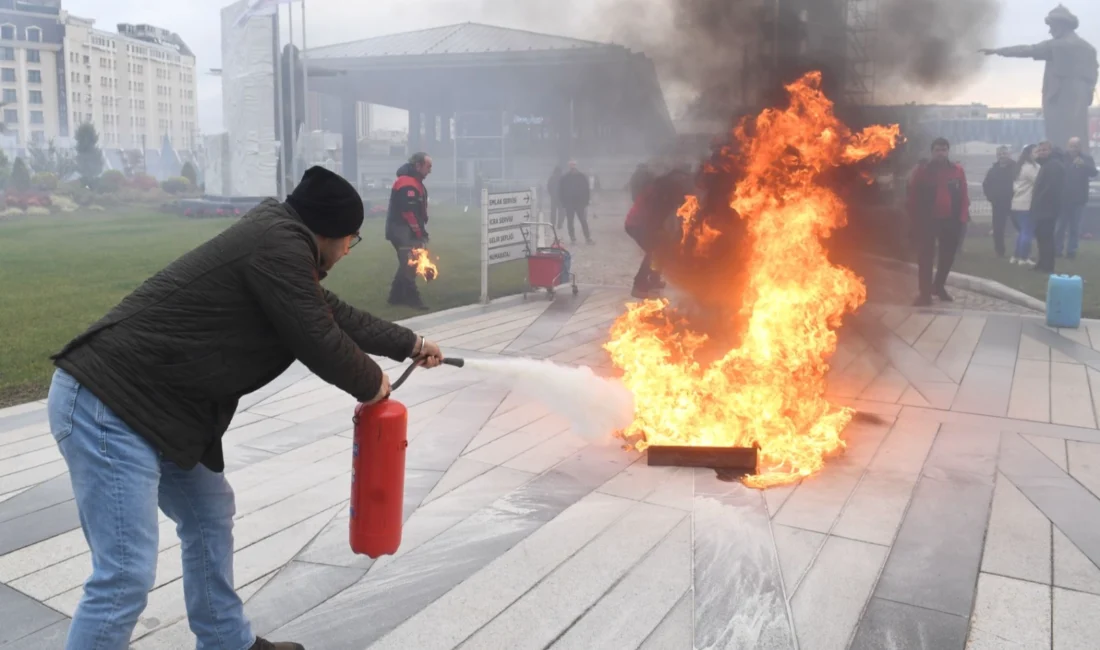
[
  {"xmin": 873, "ymin": 0, "xmax": 1001, "ymax": 94},
  {"xmin": 479, "ymin": 0, "xmax": 1000, "ymax": 116}
]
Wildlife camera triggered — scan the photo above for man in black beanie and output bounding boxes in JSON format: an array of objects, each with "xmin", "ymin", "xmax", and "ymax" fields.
[{"xmin": 45, "ymin": 166, "xmax": 443, "ymax": 650}]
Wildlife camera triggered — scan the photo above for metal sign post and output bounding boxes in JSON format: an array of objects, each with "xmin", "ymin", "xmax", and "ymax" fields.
[
  {"xmin": 480, "ymin": 187, "xmax": 490, "ymax": 304},
  {"xmin": 480, "ymin": 186, "xmax": 536, "ymax": 304}
]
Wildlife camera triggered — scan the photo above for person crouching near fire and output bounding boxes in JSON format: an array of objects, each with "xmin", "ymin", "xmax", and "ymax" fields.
[
  {"xmin": 47, "ymin": 166, "xmax": 444, "ymax": 650},
  {"xmin": 624, "ymin": 163, "xmax": 694, "ymax": 299}
]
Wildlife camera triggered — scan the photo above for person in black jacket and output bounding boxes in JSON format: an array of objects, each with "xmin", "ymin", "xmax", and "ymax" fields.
[
  {"xmin": 982, "ymin": 146, "xmax": 1018, "ymax": 257},
  {"xmin": 1031, "ymin": 141, "xmax": 1066, "ymax": 273},
  {"xmin": 46, "ymin": 166, "xmax": 444, "ymax": 650},
  {"xmin": 629, "ymin": 162, "xmax": 655, "ymax": 202},
  {"xmin": 1057, "ymin": 136, "xmax": 1098, "ymax": 258},
  {"xmin": 386, "ymin": 152, "xmax": 432, "ymax": 309},
  {"xmin": 559, "ymin": 160, "xmax": 594, "ymax": 244},
  {"xmin": 548, "ymin": 165, "xmax": 563, "ymax": 228}
]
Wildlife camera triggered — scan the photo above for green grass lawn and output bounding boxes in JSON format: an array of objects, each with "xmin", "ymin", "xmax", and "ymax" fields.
[
  {"xmin": 954, "ymin": 238, "xmax": 1099, "ymax": 318},
  {"xmin": 0, "ymin": 206, "xmax": 527, "ymax": 407}
]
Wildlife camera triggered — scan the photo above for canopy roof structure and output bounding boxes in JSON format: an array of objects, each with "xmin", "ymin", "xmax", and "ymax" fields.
[{"xmin": 304, "ymin": 22, "xmax": 674, "ymax": 150}]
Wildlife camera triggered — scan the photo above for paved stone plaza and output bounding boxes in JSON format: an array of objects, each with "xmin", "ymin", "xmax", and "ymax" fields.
[{"xmin": 3, "ymin": 212, "xmax": 1100, "ymax": 649}]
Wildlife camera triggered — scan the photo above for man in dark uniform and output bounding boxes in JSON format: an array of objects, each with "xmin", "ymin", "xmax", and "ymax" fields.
[
  {"xmin": 386, "ymin": 152, "xmax": 432, "ymax": 309},
  {"xmin": 1031, "ymin": 140, "xmax": 1067, "ymax": 272},
  {"xmin": 982, "ymin": 145, "xmax": 1018, "ymax": 257}
]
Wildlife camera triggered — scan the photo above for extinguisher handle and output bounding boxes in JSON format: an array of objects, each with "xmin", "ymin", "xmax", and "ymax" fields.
[{"xmin": 389, "ymin": 357, "xmax": 465, "ymax": 392}]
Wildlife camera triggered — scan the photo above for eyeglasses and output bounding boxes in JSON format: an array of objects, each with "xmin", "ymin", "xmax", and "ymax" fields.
[{"xmin": 349, "ymin": 233, "xmax": 362, "ymax": 249}]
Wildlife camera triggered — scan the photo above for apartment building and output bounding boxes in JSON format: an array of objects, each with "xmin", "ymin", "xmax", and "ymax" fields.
[
  {"xmin": 0, "ymin": 0, "xmax": 64, "ymax": 147},
  {"xmin": 64, "ymin": 17, "xmax": 199, "ymax": 150},
  {"xmin": 0, "ymin": 0, "xmax": 198, "ymax": 151}
]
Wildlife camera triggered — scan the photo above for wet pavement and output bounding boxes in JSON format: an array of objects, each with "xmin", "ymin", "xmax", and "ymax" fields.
[{"xmin": 3, "ymin": 204, "xmax": 1099, "ymax": 649}]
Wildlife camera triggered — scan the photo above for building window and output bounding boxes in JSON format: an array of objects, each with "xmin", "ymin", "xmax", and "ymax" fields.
[
  {"xmin": 27, "ymin": 70, "xmax": 41, "ymax": 84},
  {"xmin": 3, "ymin": 109, "xmax": 17, "ymax": 123},
  {"xmin": 26, "ymin": 49, "xmax": 40, "ymax": 63},
  {"xmin": 0, "ymin": 25, "xmax": 13, "ymax": 40},
  {"xmin": 2, "ymin": 89, "xmax": 15, "ymax": 103},
  {"xmin": 31, "ymin": 130, "xmax": 44, "ymax": 143},
  {"xmin": 30, "ymin": 90, "xmax": 42, "ymax": 104},
  {"xmin": 0, "ymin": 47, "xmax": 14, "ymax": 61},
  {"xmin": 26, "ymin": 27, "xmax": 41, "ymax": 43},
  {"xmin": 1, "ymin": 68, "xmax": 13, "ymax": 82},
  {"xmin": 30, "ymin": 110, "xmax": 42, "ymax": 124}
]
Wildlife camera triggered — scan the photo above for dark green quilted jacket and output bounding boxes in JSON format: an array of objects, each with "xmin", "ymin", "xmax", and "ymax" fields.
[{"xmin": 53, "ymin": 199, "xmax": 418, "ymax": 471}]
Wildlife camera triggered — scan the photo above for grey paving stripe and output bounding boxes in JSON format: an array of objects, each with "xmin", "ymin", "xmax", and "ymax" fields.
[
  {"xmin": 245, "ymin": 560, "xmax": 368, "ymax": 637},
  {"xmin": 0, "ymin": 618, "xmax": 69, "ymax": 650},
  {"xmin": 692, "ymin": 474, "xmax": 795, "ymax": 649},
  {"xmin": 850, "ymin": 597, "xmax": 969, "ymax": 650},
  {"xmin": 969, "ymin": 314, "xmax": 1023, "ymax": 368},
  {"xmin": 395, "ymin": 294, "xmax": 531, "ymax": 332},
  {"xmin": 0, "ymin": 499, "xmax": 80, "ymax": 555},
  {"xmin": 871, "ymin": 428, "xmax": 997, "ymax": 619},
  {"xmin": 404, "ymin": 385, "xmax": 508, "ymax": 472},
  {"xmin": 222, "ymin": 445, "xmax": 277, "ymax": 474},
  {"xmin": 240, "ymin": 410, "xmax": 356, "ymax": 455},
  {"xmin": 505, "ymin": 320, "xmax": 618, "ymax": 360},
  {"xmin": 637, "ymin": 590, "xmax": 692, "ymax": 650},
  {"xmin": 851, "ymin": 311, "xmax": 954, "ymax": 385},
  {"xmin": 0, "ymin": 473, "xmax": 74, "ymax": 524},
  {"xmin": 0, "ymin": 583, "xmax": 66, "ymax": 645},
  {"xmin": 0, "ymin": 407, "xmax": 48, "ymax": 436},
  {"xmin": 898, "ymin": 405, "xmax": 1100, "ymax": 445},
  {"xmin": 1022, "ymin": 322, "xmax": 1100, "ymax": 371},
  {"xmin": 999, "ymin": 432, "xmax": 1100, "ymax": 569},
  {"xmin": 269, "ymin": 445, "xmax": 638, "ymax": 648},
  {"xmin": 504, "ymin": 289, "xmax": 593, "ymax": 353}
]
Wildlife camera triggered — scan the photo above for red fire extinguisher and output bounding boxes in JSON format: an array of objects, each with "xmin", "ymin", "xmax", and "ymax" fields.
[{"xmin": 349, "ymin": 357, "xmax": 464, "ymax": 558}]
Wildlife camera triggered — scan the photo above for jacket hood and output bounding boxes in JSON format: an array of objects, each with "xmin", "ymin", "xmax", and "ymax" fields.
[{"xmin": 396, "ymin": 162, "xmax": 421, "ymax": 179}]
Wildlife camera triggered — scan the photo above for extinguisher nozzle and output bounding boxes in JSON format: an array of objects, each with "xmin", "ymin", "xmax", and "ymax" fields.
[{"xmin": 442, "ymin": 357, "xmax": 465, "ymax": 368}]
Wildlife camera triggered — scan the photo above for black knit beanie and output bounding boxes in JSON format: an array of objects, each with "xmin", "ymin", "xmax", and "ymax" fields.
[{"xmin": 286, "ymin": 166, "xmax": 364, "ymax": 238}]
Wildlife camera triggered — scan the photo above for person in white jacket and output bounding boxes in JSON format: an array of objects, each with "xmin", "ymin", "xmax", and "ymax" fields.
[{"xmin": 1010, "ymin": 144, "xmax": 1040, "ymax": 265}]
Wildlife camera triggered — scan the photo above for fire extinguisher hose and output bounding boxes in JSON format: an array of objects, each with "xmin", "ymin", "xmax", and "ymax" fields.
[{"xmin": 390, "ymin": 357, "xmax": 465, "ymax": 391}]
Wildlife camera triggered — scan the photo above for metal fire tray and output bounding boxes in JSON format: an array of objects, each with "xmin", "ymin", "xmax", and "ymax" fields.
[{"xmin": 646, "ymin": 444, "xmax": 759, "ymax": 476}]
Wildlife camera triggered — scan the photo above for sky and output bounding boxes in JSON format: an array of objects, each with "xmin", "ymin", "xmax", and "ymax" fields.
[{"xmin": 62, "ymin": 0, "xmax": 1100, "ymax": 136}]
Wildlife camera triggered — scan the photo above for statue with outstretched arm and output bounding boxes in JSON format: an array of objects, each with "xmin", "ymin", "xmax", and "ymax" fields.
[{"xmin": 981, "ymin": 5, "xmax": 1098, "ymax": 151}]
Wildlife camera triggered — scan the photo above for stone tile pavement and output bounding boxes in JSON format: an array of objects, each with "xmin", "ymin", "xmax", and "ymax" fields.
[{"xmin": 3, "ymin": 255, "xmax": 1100, "ymax": 648}]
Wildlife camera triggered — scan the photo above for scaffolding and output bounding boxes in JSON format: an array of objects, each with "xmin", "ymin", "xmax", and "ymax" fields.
[{"xmin": 844, "ymin": 0, "xmax": 877, "ymax": 105}]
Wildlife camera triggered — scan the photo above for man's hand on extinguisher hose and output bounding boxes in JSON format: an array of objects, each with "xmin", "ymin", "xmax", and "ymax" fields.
[
  {"xmin": 365, "ymin": 373, "xmax": 392, "ymax": 404},
  {"xmin": 412, "ymin": 336, "xmax": 443, "ymax": 368}
]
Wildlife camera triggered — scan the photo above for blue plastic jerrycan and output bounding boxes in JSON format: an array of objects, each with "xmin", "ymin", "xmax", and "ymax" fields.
[{"xmin": 1046, "ymin": 275, "xmax": 1083, "ymax": 329}]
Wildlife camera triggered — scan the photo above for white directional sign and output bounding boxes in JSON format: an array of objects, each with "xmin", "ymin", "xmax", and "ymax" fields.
[
  {"xmin": 481, "ymin": 187, "xmax": 539, "ymax": 303},
  {"xmin": 486, "ymin": 190, "xmax": 533, "ymax": 213},
  {"xmin": 487, "ymin": 207, "xmax": 534, "ymax": 232}
]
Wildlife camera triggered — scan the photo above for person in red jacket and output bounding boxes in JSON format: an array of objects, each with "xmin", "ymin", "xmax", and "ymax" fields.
[
  {"xmin": 906, "ymin": 138, "xmax": 970, "ymax": 306},
  {"xmin": 385, "ymin": 152, "xmax": 432, "ymax": 309},
  {"xmin": 625, "ymin": 166, "xmax": 692, "ymax": 299}
]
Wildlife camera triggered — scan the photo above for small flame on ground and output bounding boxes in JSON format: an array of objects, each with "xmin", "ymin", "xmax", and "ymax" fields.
[
  {"xmin": 408, "ymin": 248, "xmax": 439, "ymax": 281},
  {"xmin": 605, "ymin": 72, "xmax": 900, "ymax": 489}
]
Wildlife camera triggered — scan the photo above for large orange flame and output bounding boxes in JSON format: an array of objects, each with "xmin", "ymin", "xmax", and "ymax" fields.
[
  {"xmin": 408, "ymin": 248, "xmax": 439, "ymax": 281},
  {"xmin": 605, "ymin": 72, "xmax": 899, "ymax": 488}
]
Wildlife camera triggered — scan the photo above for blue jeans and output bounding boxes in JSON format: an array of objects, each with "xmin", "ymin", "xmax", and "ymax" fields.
[
  {"xmin": 1055, "ymin": 204, "xmax": 1085, "ymax": 257},
  {"xmin": 1013, "ymin": 210, "xmax": 1034, "ymax": 259},
  {"xmin": 47, "ymin": 369, "xmax": 254, "ymax": 650}
]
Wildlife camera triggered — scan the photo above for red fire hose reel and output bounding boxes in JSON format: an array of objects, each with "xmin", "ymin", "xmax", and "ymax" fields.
[{"xmin": 349, "ymin": 357, "xmax": 464, "ymax": 558}]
